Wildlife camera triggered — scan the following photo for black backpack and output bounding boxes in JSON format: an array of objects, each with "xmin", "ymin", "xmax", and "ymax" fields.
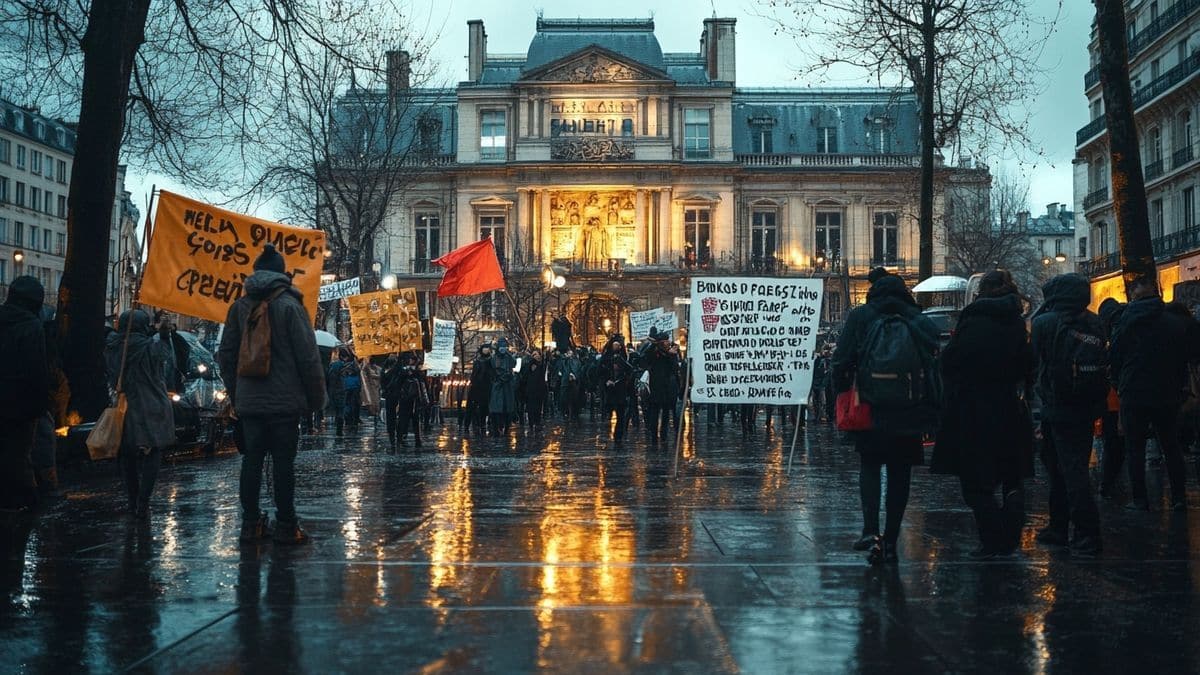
[
  {"xmin": 1048, "ymin": 311, "xmax": 1108, "ymax": 408},
  {"xmin": 857, "ymin": 313, "xmax": 935, "ymax": 410}
]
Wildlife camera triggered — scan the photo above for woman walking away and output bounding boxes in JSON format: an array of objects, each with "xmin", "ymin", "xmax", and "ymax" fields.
[
  {"xmin": 932, "ymin": 271, "xmax": 1034, "ymax": 560},
  {"xmin": 105, "ymin": 309, "xmax": 177, "ymax": 520},
  {"xmin": 833, "ymin": 272, "xmax": 940, "ymax": 565}
]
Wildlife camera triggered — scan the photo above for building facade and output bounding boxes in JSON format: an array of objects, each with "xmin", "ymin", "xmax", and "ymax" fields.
[
  {"xmin": 1076, "ymin": 0, "xmax": 1200, "ymax": 305},
  {"xmin": 0, "ymin": 97, "xmax": 140, "ymax": 314},
  {"xmin": 346, "ymin": 18, "xmax": 981, "ymax": 347}
]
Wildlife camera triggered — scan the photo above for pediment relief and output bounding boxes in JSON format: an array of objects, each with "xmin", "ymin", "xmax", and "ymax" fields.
[{"xmin": 523, "ymin": 47, "xmax": 667, "ymax": 83}]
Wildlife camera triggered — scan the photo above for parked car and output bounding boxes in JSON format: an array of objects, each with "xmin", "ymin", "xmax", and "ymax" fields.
[{"xmin": 170, "ymin": 331, "xmax": 230, "ymax": 451}]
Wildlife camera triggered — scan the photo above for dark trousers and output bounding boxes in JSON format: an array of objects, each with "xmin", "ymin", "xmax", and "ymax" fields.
[
  {"xmin": 1041, "ymin": 419, "xmax": 1101, "ymax": 540},
  {"xmin": 605, "ymin": 400, "xmax": 630, "ymax": 440},
  {"xmin": 396, "ymin": 400, "xmax": 422, "ymax": 445},
  {"xmin": 119, "ymin": 442, "xmax": 162, "ymax": 513},
  {"xmin": 344, "ymin": 390, "xmax": 362, "ymax": 427},
  {"xmin": 961, "ymin": 476, "xmax": 1024, "ymax": 553},
  {"xmin": 0, "ymin": 418, "xmax": 37, "ymax": 510},
  {"xmin": 384, "ymin": 396, "xmax": 400, "ymax": 442},
  {"xmin": 860, "ymin": 459, "xmax": 912, "ymax": 547},
  {"xmin": 240, "ymin": 416, "xmax": 300, "ymax": 525},
  {"xmin": 489, "ymin": 411, "xmax": 510, "ymax": 436},
  {"xmin": 740, "ymin": 404, "xmax": 756, "ymax": 434},
  {"xmin": 526, "ymin": 397, "xmax": 545, "ymax": 429},
  {"xmin": 1100, "ymin": 410, "xmax": 1125, "ymax": 493},
  {"xmin": 647, "ymin": 403, "xmax": 672, "ymax": 442},
  {"xmin": 1123, "ymin": 404, "xmax": 1188, "ymax": 503}
]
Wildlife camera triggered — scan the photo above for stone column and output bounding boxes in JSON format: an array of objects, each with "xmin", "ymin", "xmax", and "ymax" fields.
[
  {"xmin": 658, "ymin": 188, "xmax": 673, "ymax": 265},
  {"xmin": 540, "ymin": 190, "xmax": 552, "ymax": 263},
  {"xmin": 634, "ymin": 189, "xmax": 647, "ymax": 266}
]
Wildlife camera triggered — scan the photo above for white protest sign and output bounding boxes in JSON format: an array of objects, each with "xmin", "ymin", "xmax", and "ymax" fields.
[
  {"xmin": 424, "ymin": 353, "xmax": 453, "ymax": 376},
  {"xmin": 630, "ymin": 308, "xmax": 680, "ymax": 340},
  {"xmin": 689, "ymin": 277, "xmax": 823, "ymax": 405},
  {"xmin": 425, "ymin": 318, "xmax": 457, "ymax": 375},
  {"xmin": 318, "ymin": 277, "xmax": 361, "ymax": 303}
]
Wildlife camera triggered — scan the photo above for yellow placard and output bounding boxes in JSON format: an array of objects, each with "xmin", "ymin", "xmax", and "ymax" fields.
[
  {"xmin": 140, "ymin": 191, "xmax": 325, "ymax": 323},
  {"xmin": 346, "ymin": 288, "xmax": 423, "ymax": 358}
]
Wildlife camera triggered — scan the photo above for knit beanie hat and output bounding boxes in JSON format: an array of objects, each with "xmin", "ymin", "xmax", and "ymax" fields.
[
  {"xmin": 253, "ymin": 244, "xmax": 287, "ymax": 274},
  {"xmin": 5, "ymin": 275, "xmax": 45, "ymax": 314}
]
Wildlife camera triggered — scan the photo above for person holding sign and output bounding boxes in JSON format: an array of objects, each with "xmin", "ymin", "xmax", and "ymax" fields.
[
  {"xmin": 217, "ymin": 245, "xmax": 326, "ymax": 546},
  {"xmin": 833, "ymin": 272, "xmax": 940, "ymax": 565}
]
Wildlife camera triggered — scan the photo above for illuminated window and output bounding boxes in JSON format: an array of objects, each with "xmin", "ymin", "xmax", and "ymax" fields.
[
  {"xmin": 684, "ymin": 109, "xmax": 711, "ymax": 159},
  {"xmin": 480, "ymin": 110, "xmax": 506, "ymax": 160}
]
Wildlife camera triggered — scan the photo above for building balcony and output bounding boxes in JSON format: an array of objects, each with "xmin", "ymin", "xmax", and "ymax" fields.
[
  {"xmin": 1152, "ymin": 226, "xmax": 1200, "ymax": 259},
  {"xmin": 736, "ymin": 153, "xmax": 918, "ymax": 169},
  {"xmin": 870, "ymin": 257, "xmax": 907, "ymax": 272},
  {"xmin": 1174, "ymin": 145, "xmax": 1196, "ymax": 170},
  {"xmin": 1128, "ymin": 0, "xmax": 1200, "ymax": 57},
  {"xmin": 742, "ymin": 255, "xmax": 787, "ymax": 275},
  {"xmin": 1077, "ymin": 117, "xmax": 1107, "ymax": 146},
  {"xmin": 1082, "ymin": 186, "xmax": 1110, "ymax": 210},
  {"xmin": 410, "ymin": 258, "xmax": 438, "ymax": 274},
  {"xmin": 1084, "ymin": 66, "xmax": 1100, "ymax": 91},
  {"xmin": 1146, "ymin": 159, "xmax": 1165, "ymax": 181},
  {"xmin": 1079, "ymin": 252, "xmax": 1120, "ymax": 278},
  {"xmin": 1134, "ymin": 51, "xmax": 1200, "ymax": 108}
]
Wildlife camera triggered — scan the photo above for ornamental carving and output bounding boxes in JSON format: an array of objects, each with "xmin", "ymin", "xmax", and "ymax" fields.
[
  {"xmin": 543, "ymin": 54, "xmax": 650, "ymax": 82},
  {"xmin": 550, "ymin": 138, "xmax": 634, "ymax": 162}
]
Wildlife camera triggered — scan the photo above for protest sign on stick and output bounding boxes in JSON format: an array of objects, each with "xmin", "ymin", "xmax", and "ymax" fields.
[
  {"xmin": 318, "ymin": 277, "xmax": 361, "ymax": 303},
  {"xmin": 425, "ymin": 318, "xmax": 457, "ymax": 375},
  {"xmin": 346, "ymin": 288, "xmax": 423, "ymax": 358},
  {"xmin": 688, "ymin": 277, "xmax": 823, "ymax": 405},
  {"xmin": 140, "ymin": 191, "xmax": 325, "ymax": 322}
]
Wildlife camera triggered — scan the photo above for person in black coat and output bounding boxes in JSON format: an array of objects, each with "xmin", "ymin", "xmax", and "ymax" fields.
[
  {"xmin": 0, "ymin": 276, "xmax": 49, "ymax": 511},
  {"xmin": 465, "ymin": 343, "xmax": 493, "ymax": 436},
  {"xmin": 599, "ymin": 337, "xmax": 636, "ymax": 442},
  {"xmin": 522, "ymin": 348, "xmax": 549, "ymax": 431},
  {"xmin": 389, "ymin": 353, "xmax": 427, "ymax": 449},
  {"xmin": 642, "ymin": 329, "xmax": 681, "ymax": 445},
  {"xmin": 833, "ymin": 273, "xmax": 939, "ymax": 565},
  {"xmin": 1096, "ymin": 298, "xmax": 1126, "ymax": 498},
  {"xmin": 932, "ymin": 271, "xmax": 1034, "ymax": 559},
  {"xmin": 1109, "ymin": 275, "xmax": 1200, "ymax": 511}
]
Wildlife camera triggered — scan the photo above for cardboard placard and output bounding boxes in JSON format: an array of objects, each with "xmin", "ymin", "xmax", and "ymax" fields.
[{"xmin": 346, "ymin": 288, "xmax": 423, "ymax": 358}]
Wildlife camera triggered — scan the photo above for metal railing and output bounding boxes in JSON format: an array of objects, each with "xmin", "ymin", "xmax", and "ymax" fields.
[
  {"xmin": 1080, "ymin": 252, "xmax": 1120, "ymax": 277},
  {"xmin": 1082, "ymin": 186, "xmax": 1110, "ymax": 209},
  {"xmin": 1134, "ymin": 51, "xmax": 1200, "ymax": 108},
  {"xmin": 1152, "ymin": 226, "xmax": 1200, "ymax": 259},
  {"xmin": 743, "ymin": 255, "xmax": 786, "ymax": 275},
  {"xmin": 736, "ymin": 153, "xmax": 919, "ymax": 168},
  {"xmin": 1146, "ymin": 158, "xmax": 1166, "ymax": 180},
  {"xmin": 1077, "ymin": 116, "xmax": 1108, "ymax": 146},
  {"xmin": 1129, "ymin": 0, "xmax": 1200, "ymax": 56},
  {"xmin": 1174, "ymin": 145, "xmax": 1195, "ymax": 169},
  {"xmin": 1084, "ymin": 67, "xmax": 1100, "ymax": 90},
  {"xmin": 870, "ymin": 257, "xmax": 906, "ymax": 271},
  {"xmin": 410, "ymin": 258, "xmax": 437, "ymax": 274}
]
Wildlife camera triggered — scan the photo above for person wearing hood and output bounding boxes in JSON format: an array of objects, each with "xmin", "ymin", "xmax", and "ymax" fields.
[
  {"xmin": 105, "ymin": 308, "xmax": 177, "ymax": 519},
  {"xmin": 1031, "ymin": 273, "xmax": 1106, "ymax": 556},
  {"xmin": 1110, "ymin": 275, "xmax": 1200, "ymax": 511},
  {"xmin": 218, "ymin": 244, "xmax": 326, "ymax": 545},
  {"xmin": 600, "ymin": 336, "xmax": 635, "ymax": 442},
  {"xmin": 0, "ymin": 276, "xmax": 50, "ymax": 511},
  {"xmin": 488, "ymin": 338, "xmax": 518, "ymax": 436},
  {"xmin": 1097, "ymin": 298, "xmax": 1127, "ymax": 499},
  {"xmin": 388, "ymin": 353, "xmax": 427, "ymax": 449},
  {"xmin": 833, "ymin": 272, "xmax": 939, "ymax": 565},
  {"xmin": 932, "ymin": 271, "xmax": 1034, "ymax": 559},
  {"xmin": 465, "ymin": 343, "xmax": 494, "ymax": 435},
  {"xmin": 642, "ymin": 328, "xmax": 681, "ymax": 445},
  {"xmin": 522, "ymin": 348, "xmax": 550, "ymax": 431}
]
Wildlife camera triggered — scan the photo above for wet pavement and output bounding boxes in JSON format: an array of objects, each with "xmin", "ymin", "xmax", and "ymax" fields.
[{"xmin": 4, "ymin": 412, "xmax": 1200, "ymax": 674}]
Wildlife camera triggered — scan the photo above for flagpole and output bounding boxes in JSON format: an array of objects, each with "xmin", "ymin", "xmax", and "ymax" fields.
[{"xmin": 503, "ymin": 288, "xmax": 533, "ymax": 349}]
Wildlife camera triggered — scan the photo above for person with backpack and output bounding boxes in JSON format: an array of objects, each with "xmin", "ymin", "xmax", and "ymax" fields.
[
  {"xmin": 0, "ymin": 276, "xmax": 50, "ymax": 512},
  {"xmin": 326, "ymin": 349, "xmax": 349, "ymax": 436},
  {"xmin": 341, "ymin": 354, "xmax": 363, "ymax": 432},
  {"xmin": 932, "ymin": 271, "xmax": 1034, "ymax": 559},
  {"xmin": 833, "ymin": 272, "xmax": 939, "ymax": 565},
  {"xmin": 1109, "ymin": 275, "xmax": 1200, "ymax": 511},
  {"xmin": 217, "ymin": 244, "xmax": 326, "ymax": 545},
  {"xmin": 1030, "ymin": 273, "xmax": 1107, "ymax": 556}
]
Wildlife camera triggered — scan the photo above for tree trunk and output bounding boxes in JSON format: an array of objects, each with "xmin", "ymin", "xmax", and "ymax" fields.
[
  {"xmin": 1094, "ymin": 0, "xmax": 1155, "ymax": 291},
  {"xmin": 57, "ymin": 0, "xmax": 151, "ymax": 421},
  {"xmin": 917, "ymin": 4, "xmax": 937, "ymax": 284}
]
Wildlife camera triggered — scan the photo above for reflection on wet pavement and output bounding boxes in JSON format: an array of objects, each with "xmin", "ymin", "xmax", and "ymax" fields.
[{"xmin": 3, "ymin": 416, "xmax": 1200, "ymax": 673}]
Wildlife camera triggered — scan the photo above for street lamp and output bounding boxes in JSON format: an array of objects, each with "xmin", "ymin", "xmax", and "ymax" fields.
[
  {"xmin": 381, "ymin": 273, "xmax": 398, "ymax": 290},
  {"xmin": 13, "ymin": 249, "xmax": 24, "ymax": 264},
  {"xmin": 552, "ymin": 275, "xmax": 565, "ymax": 289},
  {"xmin": 1055, "ymin": 252, "xmax": 1068, "ymax": 263}
]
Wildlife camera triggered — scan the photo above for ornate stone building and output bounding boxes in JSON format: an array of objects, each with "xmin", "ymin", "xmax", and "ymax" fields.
[{"xmin": 351, "ymin": 18, "xmax": 980, "ymax": 347}]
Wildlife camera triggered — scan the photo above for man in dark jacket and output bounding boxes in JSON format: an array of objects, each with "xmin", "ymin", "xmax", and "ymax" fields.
[
  {"xmin": 390, "ymin": 353, "xmax": 427, "ymax": 449},
  {"xmin": 218, "ymin": 245, "xmax": 326, "ymax": 545},
  {"xmin": 1031, "ymin": 273, "xmax": 1105, "ymax": 556},
  {"xmin": 642, "ymin": 329, "xmax": 681, "ymax": 445},
  {"xmin": 0, "ymin": 276, "xmax": 49, "ymax": 511},
  {"xmin": 600, "ymin": 337, "xmax": 635, "ymax": 442},
  {"xmin": 522, "ymin": 348, "xmax": 549, "ymax": 431},
  {"xmin": 465, "ymin": 344, "xmax": 493, "ymax": 435},
  {"xmin": 1110, "ymin": 275, "xmax": 1200, "ymax": 511}
]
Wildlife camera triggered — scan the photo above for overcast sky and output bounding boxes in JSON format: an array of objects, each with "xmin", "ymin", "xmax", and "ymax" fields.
[{"xmin": 128, "ymin": 0, "xmax": 1089, "ymax": 219}]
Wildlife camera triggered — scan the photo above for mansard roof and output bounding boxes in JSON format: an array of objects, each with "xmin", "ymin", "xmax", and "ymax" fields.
[
  {"xmin": 519, "ymin": 45, "xmax": 670, "ymax": 83},
  {"xmin": 525, "ymin": 19, "xmax": 664, "ymax": 73}
]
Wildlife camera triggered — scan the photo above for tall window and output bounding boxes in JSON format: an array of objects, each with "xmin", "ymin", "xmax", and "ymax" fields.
[
  {"xmin": 1090, "ymin": 159, "xmax": 1106, "ymax": 190},
  {"xmin": 16, "ymin": 145, "xmax": 25, "ymax": 169},
  {"xmin": 14, "ymin": 221, "xmax": 23, "ymax": 247},
  {"xmin": 415, "ymin": 212, "xmax": 441, "ymax": 271},
  {"xmin": 871, "ymin": 121, "xmax": 890, "ymax": 153},
  {"xmin": 479, "ymin": 213, "xmax": 506, "ymax": 266},
  {"xmin": 1151, "ymin": 198, "xmax": 1164, "ymax": 238},
  {"xmin": 1151, "ymin": 58, "xmax": 1162, "ymax": 80},
  {"xmin": 0, "ymin": 260, "xmax": 5, "ymax": 284},
  {"xmin": 1185, "ymin": 187, "xmax": 1196, "ymax": 230},
  {"xmin": 0, "ymin": 177, "xmax": 7, "ymax": 203},
  {"xmin": 56, "ymin": 159, "xmax": 66, "ymax": 183},
  {"xmin": 480, "ymin": 110, "xmax": 506, "ymax": 160},
  {"xmin": 817, "ymin": 127, "xmax": 838, "ymax": 154},
  {"xmin": 29, "ymin": 225, "xmax": 38, "ymax": 249},
  {"xmin": 43, "ymin": 191, "xmax": 52, "ymax": 215},
  {"xmin": 41, "ymin": 229, "xmax": 50, "ymax": 251},
  {"xmin": 0, "ymin": 138, "xmax": 8, "ymax": 163},
  {"xmin": 57, "ymin": 195, "xmax": 66, "ymax": 218},
  {"xmin": 30, "ymin": 150, "xmax": 41, "ymax": 174},
  {"xmin": 753, "ymin": 128, "xmax": 773, "ymax": 154},
  {"xmin": 55, "ymin": 232, "xmax": 65, "ymax": 255},
  {"xmin": 750, "ymin": 210, "xmax": 777, "ymax": 267},
  {"xmin": 683, "ymin": 109, "xmax": 711, "ymax": 159},
  {"xmin": 1095, "ymin": 222, "xmax": 1109, "ymax": 256},
  {"xmin": 0, "ymin": 217, "xmax": 7, "ymax": 244},
  {"xmin": 872, "ymin": 211, "xmax": 898, "ymax": 264},
  {"xmin": 1079, "ymin": 237, "xmax": 1088, "ymax": 258},
  {"xmin": 1180, "ymin": 110, "xmax": 1194, "ymax": 163},
  {"xmin": 1149, "ymin": 127, "xmax": 1163, "ymax": 163},
  {"xmin": 683, "ymin": 207, "xmax": 712, "ymax": 268},
  {"xmin": 29, "ymin": 187, "xmax": 39, "ymax": 212},
  {"xmin": 1090, "ymin": 100, "xmax": 1102, "ymax": 120},
  {"xmin": 15, "ymin": 181, "xmax": 24, "ymax": 207},
  {"xmin": 815, "ymin": 211, "xmax": 842, "ymax": 264}
]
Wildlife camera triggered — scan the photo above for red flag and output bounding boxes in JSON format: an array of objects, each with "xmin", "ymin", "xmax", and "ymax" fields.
[{"xmin": 432, "ymin": 237, "xmax": 507, "ymax": 297}]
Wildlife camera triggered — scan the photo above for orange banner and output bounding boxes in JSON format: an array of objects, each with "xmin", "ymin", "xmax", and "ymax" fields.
[
  {"xmin": 346, "ymin": 288, "xmax": 423, "ymax": 358},
  {"xmin": 140, "ymin": 191, "xmax": 325, "ymax": 323}
]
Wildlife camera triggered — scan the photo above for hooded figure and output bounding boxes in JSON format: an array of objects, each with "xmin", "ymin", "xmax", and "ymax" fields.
[
  {"xmin": 465, "ymin": 343, "xmax": 494, "ymax": 434},
  {"xmin": 0, "ymin": 276, "xmax": 50, "ymax": 510},
  {"xmin": 488, "ymin": 337, "xmax": 518, "ymax": 434},
  {"xmin": 105, "ymin": 308, "xmax": 177, "ymax": 517}
]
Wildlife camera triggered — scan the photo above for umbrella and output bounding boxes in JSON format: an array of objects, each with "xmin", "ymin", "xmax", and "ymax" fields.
[
  {"xmin": 912, "ymin": 275, "xmax": 968, "ymax": 293},
  {"xmin": 314, "ymin": 330, "xmax": 341, "ymax": 348}
]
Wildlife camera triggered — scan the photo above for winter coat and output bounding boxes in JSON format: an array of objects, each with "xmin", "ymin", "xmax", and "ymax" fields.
[
  {"xmin": 931, "ymin": 293, "xmax": 1034, "ymax": 483},
  {"xmin": 390, "ymin": 367, "xmax": 428, "ymax": 404},
  {"xmin": 832, "ymin": 275, "xmax": 940, "ymax": 444},
  {"xmin": 468, "ymin": 355, "xmax": 493, "ymax": 408},
  {"xmin": 0, "ymin": 302, "xmax": 48, "ymax": 422},
  {"xmin": 558, "ymin": 355, "xmax": 583, "ymax": 390},
  {"xmin": 1109, "ymin": 295, "xmax": 1200, "ymax": 409},
  {"xmin": 326, "ymin": 361, "xmax": 348, "ymax": 411},
  {"xmin": 642, "ymin": 342, "xmax": 681, "ymax": 406},
  {"xmin": 600, "ymin": 350, "xmax": 635, "ymax": 406},
  {"xmin": 105, "ymin": 310, "xmax": 176, "ymax": 449},
  {"xmin": 523, "ymin": 358, "xmax": 549, "ymax": 402},
  {"xmin": 489, "ymin": 351, "xmax": 518, "ymax": 414},
  {"xmin": 216, "ymin": 270, "xmax": 326, "ymax": 418},
  {"xmin": 360, "ymin": 362, "xmax": 382, "ymax": 415},
  {"xmin": 1031, "ymin": 274, "xmax": 1107, "ymax": 423}
]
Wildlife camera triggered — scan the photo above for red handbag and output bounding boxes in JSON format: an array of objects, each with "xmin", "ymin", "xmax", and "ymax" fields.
[{"xmin": 836, "ymin": 387, "xmax": 873, "ymax": 431}]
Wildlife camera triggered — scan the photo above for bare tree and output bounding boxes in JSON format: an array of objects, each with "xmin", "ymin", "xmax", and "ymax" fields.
[
  {"xmin": 761, "ymin": 0, "xmax": 1060, "ymax": 281},
  {"xmin": 942, "ymin": 173, "xmax": 1035, "ymax": 275},
  {"xmin": 0, "ymin": 0, "xmax": 436, "ymax": 418},
  {"xmin": 1093, "ymin": 0, "xmax": 1154, "ymax": 290},
  {"xmin": 437, "ymin": 295, "xmax": 490, "ymax": 375}
]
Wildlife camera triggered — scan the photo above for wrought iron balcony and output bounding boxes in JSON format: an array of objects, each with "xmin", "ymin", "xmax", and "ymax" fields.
[
  {"xmin": 1128, "ymin": 0, "xmax": 1200, "ymax": 57},
  {"xmin": 410, "ymin": 258, "xmax": 437, "ymax": 274},
  {"xmin": 744, "ymin": 255, "xmax": 786, "ymax": 275},
  {"xmin": 1152, "ymin": 227, "xmax": 1200, "ymax": 259},
  {"xmin": 1084, "ymin": 67, "xmax": 1100, "ymax": 90},
  {"xmin": 1174, "ymin": 145, "xmax": 1196, "ymax": 169},
  {"xmin": 1145, "ymin": 159, "xmax": 1165, "ymax": 181},
  {"xmin": 870, "ymin": 257, "xmax": 906, "ymax": 271},
  {"xmin": 736, "ymin": 153, "xmax": 919, "ymax": 168},
  {"xmin": 1079, "ymin": 252, "xmax": 1120, "ymax": 278},
  {"xmin": 1082, "ymin": 186, "xmax": 1110, "ymax": 209},
  {"xmin": 1134, "ymin": 51, "xmax": 1200, "ymax": 108},
  {"xmin": 1076, "ymin": 116, "xmax": 1107, "ymax": 146}
]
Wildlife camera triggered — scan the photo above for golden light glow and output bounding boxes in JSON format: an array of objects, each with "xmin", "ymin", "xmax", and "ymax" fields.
[{"xmin": 54, "ymin": 426, "xmax": 69, "ymax": 437}]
